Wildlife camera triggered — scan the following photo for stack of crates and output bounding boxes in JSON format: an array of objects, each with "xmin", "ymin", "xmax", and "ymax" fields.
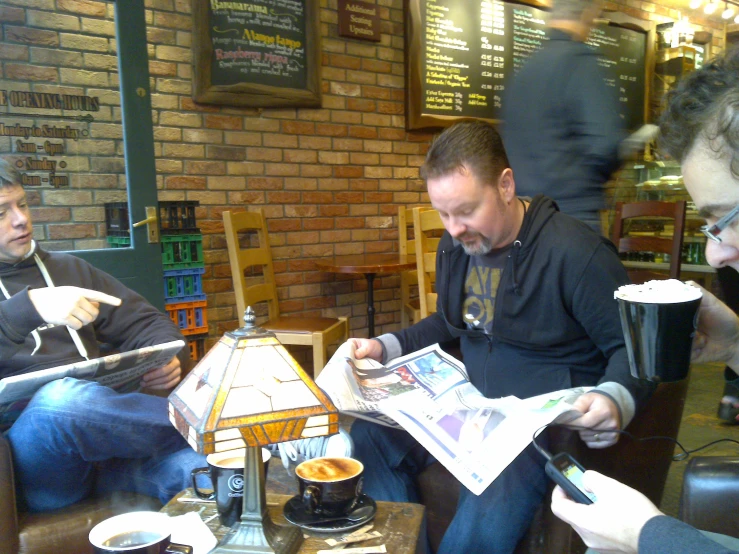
[
  {"xmin": 103, "ymin": 201, "xmax": 208, "ymax": 363},
  {"xmin": 104, "ymin": 202, "xmax": 131, "ymax": 248},
  {"xmin": 160, "ymin": 201, "xmax": 208, "ymax": 362}
]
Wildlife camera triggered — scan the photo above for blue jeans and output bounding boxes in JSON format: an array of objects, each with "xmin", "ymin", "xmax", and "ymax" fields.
[
  {"xmin": 351, "ymin": 419, "xmax": 548, "ymax": 554},
  {"xmin": 6, "ymin": 378, "xmax": 206, "ymax": 512}
]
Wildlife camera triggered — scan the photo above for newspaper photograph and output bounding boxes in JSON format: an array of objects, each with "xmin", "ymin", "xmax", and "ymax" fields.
[
  {"xmin": 317, "ymin": 341, "xmax": 588, "ymax": 495},
  {"xmin": 0, "ymin": 340, "xmax": 185, "ymax": 427}
]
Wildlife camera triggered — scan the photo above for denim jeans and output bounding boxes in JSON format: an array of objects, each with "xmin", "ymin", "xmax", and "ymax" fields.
[
  {"xmin": 351, "ymin": 418, "xmax": 548, "ymax": 554},
  {"xmin": 6, "ymin": 377, "xmax": 206, "ymax": 513}
]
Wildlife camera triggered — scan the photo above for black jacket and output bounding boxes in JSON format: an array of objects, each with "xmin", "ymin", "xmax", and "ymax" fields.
[
  {"xmin": 502, "ymin": 29, "xmax": 624, "ymax": 220},
  {"xmin": 390, "ymin": 196, "xmax": 653, "ymax": 412}
]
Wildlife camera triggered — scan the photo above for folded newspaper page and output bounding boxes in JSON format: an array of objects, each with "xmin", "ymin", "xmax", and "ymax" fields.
[
  {"xmin": 316, "ymin": 341, "xmax": 587, "ymax": 495},
  {"xmin": 0, "ymin": 340, "xmax": 185, "ymax": 427}
]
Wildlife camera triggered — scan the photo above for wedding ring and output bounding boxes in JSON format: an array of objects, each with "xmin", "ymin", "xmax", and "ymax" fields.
[{"xmin": 594, "ymin": 433, "xmax": 600, "ymax": 442}]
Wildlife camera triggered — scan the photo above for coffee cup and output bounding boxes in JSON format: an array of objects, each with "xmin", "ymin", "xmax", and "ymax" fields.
[
  {"xmin": 295, "ymin": 456, "xmax": 364, "ymax": 517},
  {"xmin": 89, "ymin": 511, "xmax": 192, "ymax": 554},
  {"xmin": 190, "ymin": 447, "xmax": 270, "ymax": 527},
  {"xmin": 615, "ymin": 280, "xmax": 702, "ymax": 382}
]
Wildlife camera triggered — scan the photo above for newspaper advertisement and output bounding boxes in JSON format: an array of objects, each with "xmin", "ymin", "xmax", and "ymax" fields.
[
  {"xmin": 316, "ymin": 341, "xmax": 587, "ymax": 495},
  {"xmin": 0, "ymin": 340, "xmax": 185, "ymax": 427}
]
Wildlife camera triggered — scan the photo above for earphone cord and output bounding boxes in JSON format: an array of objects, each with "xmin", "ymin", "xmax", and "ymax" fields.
[{"xmin": 531, "ymin": 422, "xmax": 739, "ymax": 463}]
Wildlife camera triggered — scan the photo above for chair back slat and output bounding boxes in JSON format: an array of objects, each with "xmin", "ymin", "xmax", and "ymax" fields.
[
  {"xmin": 611, "ymin": 200, "xmax": 687, "ymax": 282},
  {"xmin": 223, "ymin": 209, "xmax": 280, "ymax": 321},
  {"xmin": 413, "ymin": 207, "xmax": 444, "ymax": 318}
]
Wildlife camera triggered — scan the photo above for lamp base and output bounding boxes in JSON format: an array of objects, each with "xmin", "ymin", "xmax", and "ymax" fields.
[{"xmin": 210, "ymin": 515, "xmax": 302, "ymax": 554}]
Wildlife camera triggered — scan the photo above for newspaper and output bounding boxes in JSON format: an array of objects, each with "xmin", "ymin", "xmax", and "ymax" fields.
[
  {"xmin": 0, "ymin": 340, "xmax": 185, "ymax": 427},
  {"xmin": 316, "ymin": 341, "xmax": 587, "ymax": 495}
]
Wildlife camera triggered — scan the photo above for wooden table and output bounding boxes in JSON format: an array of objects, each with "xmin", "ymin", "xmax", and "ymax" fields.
[
  {"xmin": 162, "ymin": 489, "xmax": 424, "ymax": 554},
  {"xmin": 315, "ymin": 253, "xmax": 416, "ymax": 337}
]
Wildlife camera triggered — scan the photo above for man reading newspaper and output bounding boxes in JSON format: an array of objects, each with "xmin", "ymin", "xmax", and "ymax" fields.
[
  {"xmin": 0, "ymin": 158, "xmax": 204, "ymax": 512},
  {"xmin": 350, "ymin": 122, "xmax": 654, "ymax": 554}
]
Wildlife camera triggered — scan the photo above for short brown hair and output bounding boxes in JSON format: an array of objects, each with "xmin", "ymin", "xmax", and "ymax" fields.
[
  {"xmin": 420, "ymin": 121, "xmax": 510, "ymax": 185},
  {"xmin": 0, "ymin": 158, "xmax": 21, "ymax": 189}
]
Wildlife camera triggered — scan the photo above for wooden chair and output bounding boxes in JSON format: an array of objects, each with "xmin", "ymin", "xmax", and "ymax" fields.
[
  {"xmin": 399, "ymin": 206, "xmax": 432, "ymax": 328},
  {"xmin": 412, "ymin": 207, "xmax": 444, "ymax": 319},
  {"xmin": 223, "ymin": 209, "xmax": 348, "ymax": 377},
  {"xmin": 611, "ymin": 200, "xmax": 687, "ymax": 284}
]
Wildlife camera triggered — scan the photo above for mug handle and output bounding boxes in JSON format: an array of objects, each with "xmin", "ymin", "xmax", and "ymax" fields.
[
  {"xmin": 302, "ymin": 485, "xmax": 321, "ymax": 514},
  {"xmin": 165, "ymin": 543, "xmax": 193, "ymax": 554},
  {"xmin": 190, "ymin": 467, "xmax": 215, "ymax": 500}
]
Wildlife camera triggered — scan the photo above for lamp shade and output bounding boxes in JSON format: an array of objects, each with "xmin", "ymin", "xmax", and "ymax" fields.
[{"xmin": 168, "ymin": 311, "xmax": 339, "ymax": 455}]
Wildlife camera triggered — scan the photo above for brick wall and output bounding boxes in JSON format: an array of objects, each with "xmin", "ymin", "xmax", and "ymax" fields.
[{"xmin": 0, "ymin": 0, "xmax": 727, "ymax": 369}]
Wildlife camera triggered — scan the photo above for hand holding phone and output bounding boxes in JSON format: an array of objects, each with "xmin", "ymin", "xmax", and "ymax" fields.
[{"xmin": 545, "ymin": 452, "xmax": 597, "ymax": 505}]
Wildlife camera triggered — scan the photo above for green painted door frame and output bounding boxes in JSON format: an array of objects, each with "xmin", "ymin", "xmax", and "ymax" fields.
[{"xmin": 73, "ymin": 0, "xmax": 166, "ymax": 310}]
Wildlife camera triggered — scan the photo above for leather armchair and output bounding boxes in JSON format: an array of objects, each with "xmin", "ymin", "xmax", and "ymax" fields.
[
  {"xmin": 0, "ymin": 434, "xmax": 161, "ymax": 554},
  {"xmin": 679, "ymin": 456, "xmax": 739, "ymax": 539}
]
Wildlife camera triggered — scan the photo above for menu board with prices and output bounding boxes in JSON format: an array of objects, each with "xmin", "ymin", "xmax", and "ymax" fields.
[
  {"xmin": 406, "ymin": 0, "xmax": 653, "ymax": 131},
  {"xmin": 192, "ymin": 0, "xmax": 321, "ymax": 107}
]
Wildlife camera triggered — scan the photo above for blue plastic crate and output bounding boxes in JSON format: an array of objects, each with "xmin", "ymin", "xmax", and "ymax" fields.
[{"xmin": 163, "ymin": 268, "xmax": 206, "ymax": 302}]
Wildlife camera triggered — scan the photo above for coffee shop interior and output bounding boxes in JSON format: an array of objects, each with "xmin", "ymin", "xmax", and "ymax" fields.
[{"xmin": 2, "ymin": 0, "xmax": 739, "ymax": 552}]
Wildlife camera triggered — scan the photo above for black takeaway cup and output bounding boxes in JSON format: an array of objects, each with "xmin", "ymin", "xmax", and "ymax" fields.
[
  {"xmin": 191, "ymin": 448, "xmax": 270, "ymax": 527},
  {"xmin": 89, "ymin": 511, "xmax": 192, "ymax": 554},
  {"xmin": 615, "ymin": 280, "xmax": 703, "ymax": 382}
]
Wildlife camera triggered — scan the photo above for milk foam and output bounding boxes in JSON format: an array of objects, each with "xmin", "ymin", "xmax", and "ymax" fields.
[{"xmin": 614, "ymin": 279, "xmax": 702, "ymax": 303}]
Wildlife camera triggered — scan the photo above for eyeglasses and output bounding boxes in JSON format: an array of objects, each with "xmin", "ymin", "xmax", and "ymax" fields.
[{"xmin": 701, "ymin": 204, "xmax": 739, "ymax": 243}]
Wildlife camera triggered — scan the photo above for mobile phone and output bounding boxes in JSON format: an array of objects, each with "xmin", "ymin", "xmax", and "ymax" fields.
[{"xmin": 545, "ymin": 452, "xmax": 597, "ymax": 505}]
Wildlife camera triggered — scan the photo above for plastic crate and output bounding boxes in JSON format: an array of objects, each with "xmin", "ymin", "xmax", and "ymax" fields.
[
  {"xmin": 161, "ymin": 234, "xmax": 204, "ymax": 270},
  {"xmin": 187, "ymin": 334, "xmax": 207, "ymax": 362},
  {"xmin": 159, "ymin": 201, "xmax": 200, "ymax": 235},
  {"xmin": 106, "ymin": 235, "xmax": 131, "ymax": 248},
  {"xmin": 163, "ymin": 268, "xmax": 206, "ymax": 302},
  {"xmin": 104, "ymin": 202, "xmax": 130, "ymax": 237},
  {"xmin": 165, "ymin": 300, "xmax": 208, "ymax": 336}
]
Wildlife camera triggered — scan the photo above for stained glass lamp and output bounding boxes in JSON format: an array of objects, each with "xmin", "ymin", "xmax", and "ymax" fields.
[{"xmin": 168, "ymin": 307, "xmax": 340, "ymax": 554}]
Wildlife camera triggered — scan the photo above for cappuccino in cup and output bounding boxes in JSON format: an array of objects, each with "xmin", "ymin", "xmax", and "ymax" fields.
[{"xmin": 296, "ymin": 456, "xmax": 364, "ymax": 517}]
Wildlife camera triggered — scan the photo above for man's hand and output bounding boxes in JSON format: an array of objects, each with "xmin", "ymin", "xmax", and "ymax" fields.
[
  {"xmin": 141, "ymin": 356, "xmax": 181, "ymax": 390},
  {"xmin": 28, "ymin": 286, "xmax": 122, "ymax": 330},
  {"xmin": 350, "ymin": 338, "xmax": 383, "ymax": 361},
  {"xmin": 551, "ymin": 470, "xmax": 663, "ymax": 554},
  {"xmin": 688, "ymin": 281, "xmax": 739, "ymax": 371},
  {"xmin": 566, "ymin": 392, "xmax": 621, "ymax": 449}
]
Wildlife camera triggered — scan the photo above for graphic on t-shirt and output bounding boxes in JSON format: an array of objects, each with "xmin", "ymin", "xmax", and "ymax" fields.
[{"xmin": 462, "ymin": 265, "xmax": 501, "ymax": 333}]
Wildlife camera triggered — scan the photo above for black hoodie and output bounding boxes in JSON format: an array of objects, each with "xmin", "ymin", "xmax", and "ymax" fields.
[
  {"xmin": 0, "ymin": 244, "xmax": 187, "ymax": 379},
  {"xmin": 385, "ymin": 196, "xmax": 654, "ymax": 418}
]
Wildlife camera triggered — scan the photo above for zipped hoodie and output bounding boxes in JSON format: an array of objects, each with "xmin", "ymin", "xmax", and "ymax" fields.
[
  {"xmin": 0, "ymin": 243, "xmax": 187, "ymax": 379},
  {"xmin": 377, "ymin": 196, "xmax": 654, "ymax": 426}
]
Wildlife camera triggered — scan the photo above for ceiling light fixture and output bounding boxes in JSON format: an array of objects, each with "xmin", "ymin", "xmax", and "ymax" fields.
[
  {"xmin": 704, "ymin": 0, "xmax": 719, "ymax": 13},
  {"xmin": 722, "ymin": 1, "xmax": 734, "ymax": 18}
]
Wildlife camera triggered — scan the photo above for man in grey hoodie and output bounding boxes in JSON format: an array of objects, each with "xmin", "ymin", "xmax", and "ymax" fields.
[{"xmin": 0, "ymin": 158, "xmax": 204, "ymax": 512}]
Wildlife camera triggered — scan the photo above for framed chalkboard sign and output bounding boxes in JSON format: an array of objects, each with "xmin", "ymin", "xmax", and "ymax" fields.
[
  {"xmin": 193, "ymin": 0, "xmax": 321, "ymax": 107},
  {"xmin": 405, "ymin": 0, "xmax": 654, "ymax": 131}
]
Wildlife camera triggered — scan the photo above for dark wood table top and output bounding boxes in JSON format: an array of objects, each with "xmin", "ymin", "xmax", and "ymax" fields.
[
  {"xmin": 162, "ymin": 489, "xmax": 424, "ymax": 553},
  {"xmin": 314, "ymin": 253, "xmax": 416, "ymax": 275}
]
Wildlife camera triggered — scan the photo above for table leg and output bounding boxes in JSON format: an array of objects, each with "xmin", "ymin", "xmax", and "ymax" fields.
[{"xmin": 365, "ymin": 272, "xmax": 376, "ymax": 337}]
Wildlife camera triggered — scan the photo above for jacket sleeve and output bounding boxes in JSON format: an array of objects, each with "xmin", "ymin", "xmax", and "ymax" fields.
[
  {"xmin": 81, "ymin": 262, "xmax": 190, "ymax": 370},
  {"xmin": 570, "ymin": 241, "xmax": 654, "ymax": 414},
  {"xmin": 0, "ymin": 288, "xmax": 45, "ymax": 360},
  {"xmin": 639, "ymin": 516, "xmax": 739, "ymax": 554}
]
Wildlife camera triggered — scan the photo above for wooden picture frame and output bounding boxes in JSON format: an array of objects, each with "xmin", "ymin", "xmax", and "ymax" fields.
[{"xmin": 192, "ymin": 0, "xmax": 322, "ymax": 108}]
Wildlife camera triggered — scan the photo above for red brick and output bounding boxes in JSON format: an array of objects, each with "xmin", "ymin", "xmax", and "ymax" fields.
[
  {"xmin": 205, "ymin": 115, "xmax": 243, "ymax": 130},
  {"xmin": 336, "ymin": 217, "xmax": 365, "ymax": 229},
  {"xmin": 6, "ymin": 27, "xmax": 59, "ymax": 46},
  {"xmin": 349, "ymin": 126, "xmax": 378, "ymax": 139},
  {"xmin": 335, "ymin": 192, "xmax": 364, "ymax": 203},
  {"xmin": 328, "ymin": 53, "xmax": 362, "ymax": 70},
  {"xmin": 31, "ymin": 207, "xmax": 72, "ymax": 222},
  {"xmin": 362, "ymin": 59, "xmax": 392, "ymax": 73},
  {"xmin": 5, "ymin": 63, "xmax": 57, "ymax": 81},
  {"xmin": 184, "ymin": 161, "xmax": 226, "ymax": 174},
  {"xmin": 0, "ymin": 44, "xmax": 29, "ymax": 61},
  {"xmin": 267, "ymin": 192, "xmax": 301, "ymax": 203},
  {"xmin": 303, "ymin": 192, "xmax": 334, "ymax": 203},
  {"xmin": 362, "ymin": 85, "xmax": 392, "ymax": 100},
  {"xmin": 303, "ymin": 218, "xmax": 334, "ymax": 230},
  {"xmin": 58, "ymin": 0, "xmax": 107, "ymax": 16},
  {"xmin": 282, "ymin": 121, "xmax": 315, "ymax": 134},
  {"xmin": 347, "ymin": 98, "xmax": 376, "ymax": 112},
  {"xmin": 335, "ymin": 166, "xmax": 364, "ymax": 178},
  {"xmin": 315, "ymin": 123, "xmax": 347, "ymax": 137},
  {"xmin": 0, "ymin": 6, "xmax": 24, "ymax": 23},
  {"xmin": 377, "ymin": 101, "xmax": 404, "ymax": 114},
  {"xmin": 164, "ymin": 176, "xmax": 207, "ymax": 189},
  {"xmin": 48, "ymin": 223, "xmax": 95, "ymax": 239},
  {"xmin": 248, "ymin": 177, "xmax": 283, "ymax": 190}
]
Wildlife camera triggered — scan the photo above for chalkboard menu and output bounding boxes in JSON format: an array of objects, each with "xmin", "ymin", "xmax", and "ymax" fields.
[
  {"xmin": 193, "ymin": 0, "xmax": 321, "ymax": 107},
  {"xmin": 405, "ymin": 0, "xmax": 654, "ymax": 131}
]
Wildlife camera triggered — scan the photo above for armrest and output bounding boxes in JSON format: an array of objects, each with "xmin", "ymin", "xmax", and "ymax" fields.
[
  {"xmin": 679, "ymin": 456, "xmax": 739, "ymax": 539},
  {"xmin": 0, "ymin": 433, "xmax": 19, "ymax": 554}
]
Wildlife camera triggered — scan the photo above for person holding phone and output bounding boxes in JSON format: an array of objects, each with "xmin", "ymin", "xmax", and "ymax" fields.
[
  {"xmin": 551, "ymin": 46, "xmax": 739, "ymax": 554},
  {"xmin": 0, "ymin": 158, "xmax": 204, "ymax": 513}
]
